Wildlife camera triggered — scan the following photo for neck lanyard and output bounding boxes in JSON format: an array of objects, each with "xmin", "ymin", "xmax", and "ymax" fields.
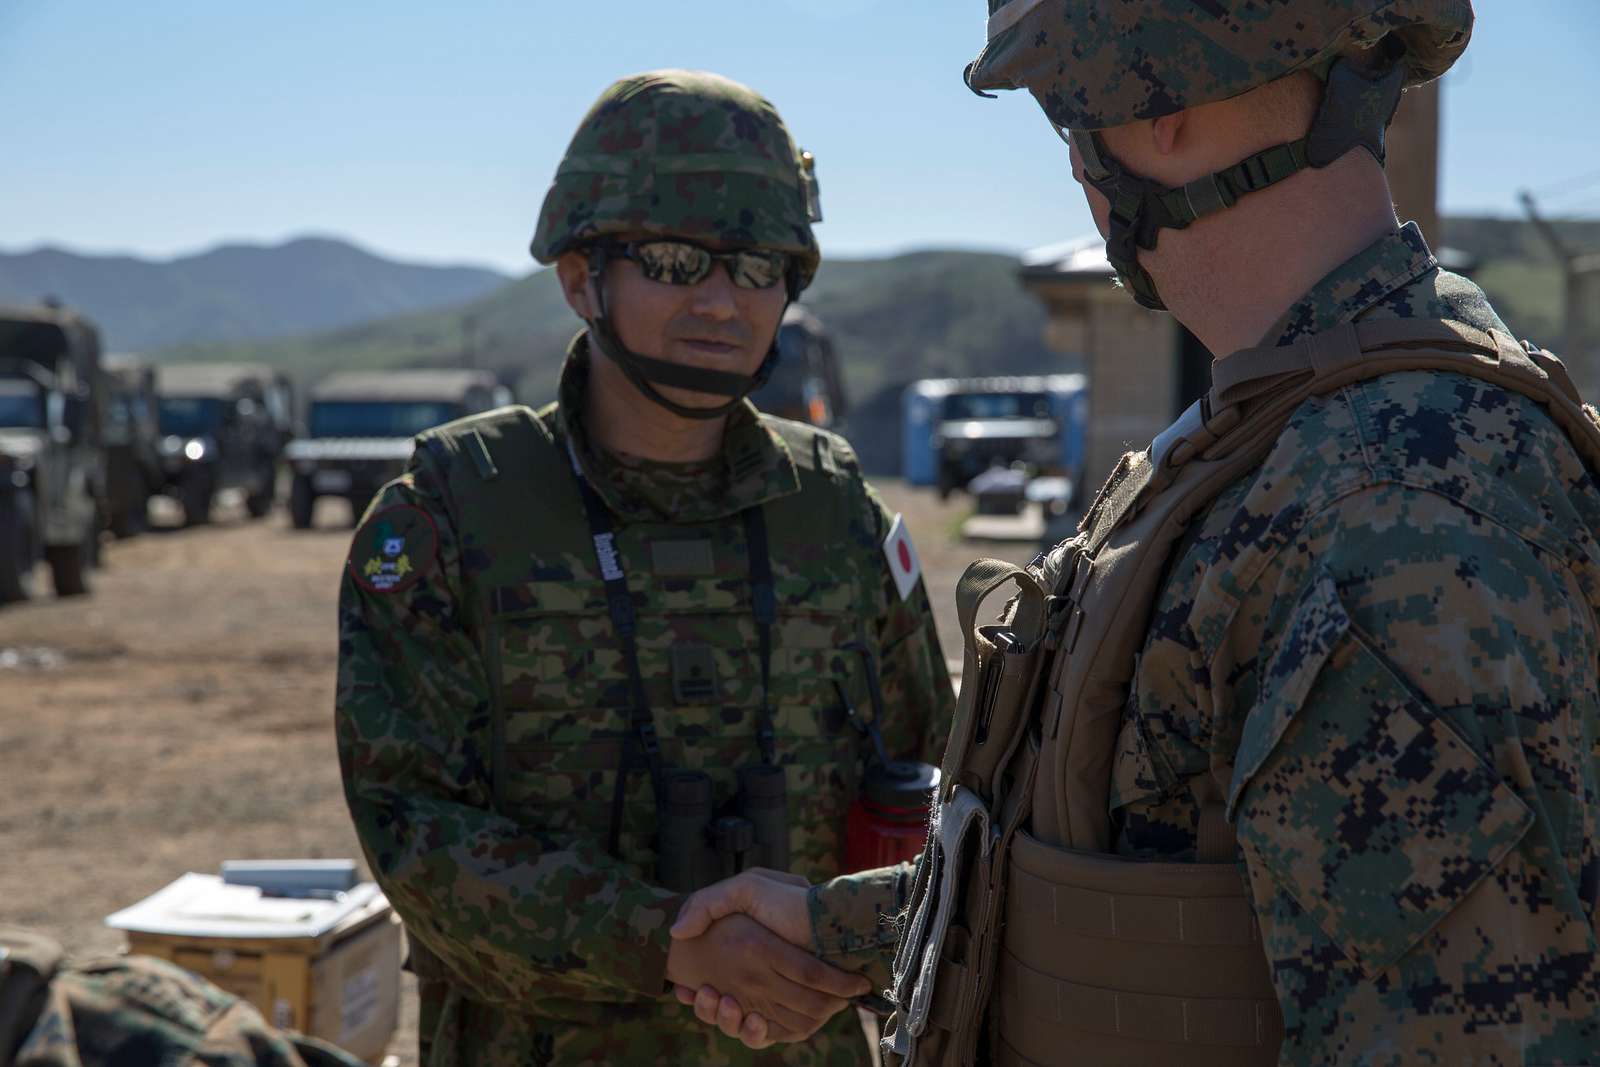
[{"xmin": 566, "ymin": 441, "xmax": 777, "ymax": 856}]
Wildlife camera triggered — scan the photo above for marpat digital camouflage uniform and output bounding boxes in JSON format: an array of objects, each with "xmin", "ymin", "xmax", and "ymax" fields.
[
  {"xmin": 336, "ymin": 340, "xmax": 953, "ymax": 1066},
  {"xmin": 1078, "ymin": 223, "xmax": 1600, "ymax": 1063},
  {"xmin": 1, "ymin": 927, "xmax": 363, "ymax": 1067},
  {"xmin": 884, "ymin": 1, "xmax": 1600, "ymax": 1062}
]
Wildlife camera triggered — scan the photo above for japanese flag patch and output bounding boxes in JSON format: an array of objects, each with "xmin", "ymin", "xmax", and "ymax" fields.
[{"xmin": 883, "ymin": 512, "xmax": 923, "ymax": 602}]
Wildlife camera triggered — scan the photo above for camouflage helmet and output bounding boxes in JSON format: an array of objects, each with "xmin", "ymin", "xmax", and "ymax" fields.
[
  {"xmin": 530, "ymin": 69, "xmax": 822, "ymax": 289},
  {"xmin": 966, "ymin": 0, "xmax": 1474, "ymax": 131}
]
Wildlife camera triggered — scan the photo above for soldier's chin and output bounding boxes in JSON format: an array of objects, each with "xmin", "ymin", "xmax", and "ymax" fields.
[
  {"xmin": 670, "ymin": 340, "xmax": 749, "ymax": 367},
  {"xmin": 654, "ymin": 382, "xmax": 737, "ymax": 413}
]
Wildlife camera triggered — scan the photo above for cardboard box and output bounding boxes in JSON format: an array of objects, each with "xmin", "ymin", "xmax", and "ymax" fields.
[{"xmin": 107, "ymin": 872, "xmax": 401, "ymax": 1064}]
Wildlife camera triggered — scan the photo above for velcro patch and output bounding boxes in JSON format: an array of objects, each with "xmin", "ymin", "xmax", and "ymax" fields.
[
  {"xmin": 883, "ymin": 512, "xmax": 923, "ymax": 602},
  {"xmin": 349, "ymin": 504, "xmax": 438, "ymax": 595}
]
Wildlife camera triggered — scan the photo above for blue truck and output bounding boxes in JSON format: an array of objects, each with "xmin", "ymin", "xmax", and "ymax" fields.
[{"xmin": 902, "ymin": 374, "xmax": 1088, "ymax": 503}]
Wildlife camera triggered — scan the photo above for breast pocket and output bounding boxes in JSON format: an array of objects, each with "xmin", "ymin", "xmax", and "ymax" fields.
[{"xmin": 488, "ymin": 580, "xmax": 649, "ymax": 849}]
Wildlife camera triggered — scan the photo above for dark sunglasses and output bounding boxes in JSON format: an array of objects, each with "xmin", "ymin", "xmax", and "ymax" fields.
[{"xmin": 595, "ymin": 239, "xmax": 791, "ymax": 290}]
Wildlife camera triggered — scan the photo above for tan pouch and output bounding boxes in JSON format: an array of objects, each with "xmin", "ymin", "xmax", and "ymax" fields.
[
  {"xmin": 995, "ymin": 830, "xmax": 1281, "ymax": 1066},
  {"xmin": 884, "ymin": 560, "xmax": 1047, "ymax": 1066}
]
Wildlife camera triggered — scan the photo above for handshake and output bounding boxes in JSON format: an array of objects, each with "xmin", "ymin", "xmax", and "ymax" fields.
[{"xmin": 663, "ymin": 868, "xmax": 873, "ymax": 1050}]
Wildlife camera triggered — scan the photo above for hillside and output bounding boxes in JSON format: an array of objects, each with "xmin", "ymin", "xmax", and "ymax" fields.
[
  {"xmin": 0, "ymin": 237, "xmax": 509, "ymax": 350},
  {"xmin": 148, "ymin": 249, "xmax": 1060, "ymax": 409},
  {"xmin": 1438, "ymin": 215, "xmax": 1600, "ymax": 346}
]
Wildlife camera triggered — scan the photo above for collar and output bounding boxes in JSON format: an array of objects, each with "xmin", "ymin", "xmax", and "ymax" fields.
[
  {"xmin": 552, "ymin": 332, "xmax": 802, "ymax": 523},
  {"xmin": 1263, "ymin": 222, "xmax": 1437, "ymax": 347}
]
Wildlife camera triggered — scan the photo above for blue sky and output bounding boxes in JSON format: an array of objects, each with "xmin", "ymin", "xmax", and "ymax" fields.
[{"xmin": 4, "ymin": 0, "xmax": 1597, "ymax": 274}]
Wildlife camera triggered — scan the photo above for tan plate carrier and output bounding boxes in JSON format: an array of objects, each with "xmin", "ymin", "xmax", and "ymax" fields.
[{"xmin": 882, "ymin": 319, "xmax": 1600, "ymax": 1066}]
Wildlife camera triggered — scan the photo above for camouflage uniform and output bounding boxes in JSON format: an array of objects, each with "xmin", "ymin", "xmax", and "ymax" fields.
[
  {"xmin": 883, "ymin": 2, "xmax": 1600, "ymax": 1063},
  {"xmin": 335, "ymin": 337, "xmax": 953, "ymax": 1066},
  {"xmin": 1, "ymin": 927, "xmax": 362, "ymax": 1067},
  {"xmin": 1088, "ymin": 223, "xmax": 1600, "ymax": 1063}
]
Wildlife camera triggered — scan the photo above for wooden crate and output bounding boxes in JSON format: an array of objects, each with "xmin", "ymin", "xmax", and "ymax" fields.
[{"xmin": 125, "ymin": 892, "xmax": 401, "ymax": 1064}]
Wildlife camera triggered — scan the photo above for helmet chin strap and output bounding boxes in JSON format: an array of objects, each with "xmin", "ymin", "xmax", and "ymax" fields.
[
  {"xmin": 584, "ymin": 247, "xmax": 782, "ymax": 421},
  {"xmin": 1073, "ymin": 48, "xmax": 1407, "ymax": 312}
]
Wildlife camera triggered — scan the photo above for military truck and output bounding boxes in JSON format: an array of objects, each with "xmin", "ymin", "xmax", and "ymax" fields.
[
  {"xmin": 901, "ymin": 374, "xmax": 1088, "ymax": 500},
  {"xmin": 0, "ymin": 305, "xmax": 107, "ymax": 602},
  {"xmin": 285, "ymin": 369, "xmax": 511, "ymax": 529},
  {"xmin": 101, "ymin": 355, "xmax": 164, "ymax": 537},
  {"xmin": 749, "ymin": 304, "xmax": 847, "ymax": 429},
  {"xmin": 155, "ymin": 363, "xmax": 293, "ymax": 526}
]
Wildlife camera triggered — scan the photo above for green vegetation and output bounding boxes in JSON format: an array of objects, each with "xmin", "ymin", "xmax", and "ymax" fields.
[
  {"xmin": 127, "ymin": 215, "xmax": 1600, "ymax": 417},
  {"xmin": 1439, "ymin": 216, "xmax": 1600, "ymax": 344},
  {"xmin": 149, "ymin": 251, "xmax": 1061, "ymax": 410}
]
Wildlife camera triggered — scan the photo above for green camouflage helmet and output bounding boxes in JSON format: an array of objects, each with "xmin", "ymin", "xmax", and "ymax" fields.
[
  {"xmin": 530, "ymin": 69, "xmax": 822, "ymax": 288},
  {"xmin": 966, "ymin": 0, "xmax": 1475, "ymax": 131}
]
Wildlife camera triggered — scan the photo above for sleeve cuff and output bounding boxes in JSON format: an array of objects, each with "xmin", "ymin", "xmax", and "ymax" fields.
[
  {"xmin": 613, "ymin": 888, "xmax": 685, "ymax": 998},
  {"xmin": 807, "ymin": 865, "xmax": 913, "ymax": 992}
]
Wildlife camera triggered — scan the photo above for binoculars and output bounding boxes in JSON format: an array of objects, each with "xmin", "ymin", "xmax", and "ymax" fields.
[{"xmin": 657, "ymin": 764, "xmax": 789, "ymax": 893}]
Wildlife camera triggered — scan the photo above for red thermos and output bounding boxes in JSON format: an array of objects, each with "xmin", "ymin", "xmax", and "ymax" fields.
[{"xmin": 844, "ymin": 758, "xmax": 940, "ymax": 871}]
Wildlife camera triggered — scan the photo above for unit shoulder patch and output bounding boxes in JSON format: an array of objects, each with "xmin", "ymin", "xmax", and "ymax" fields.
[
  {"xmin": 883, "ymin": 512, "xmax": 923, "ymax": 602},
  {"xmin": 349, "ymin": 504, "xmax": 438, "ymax": 595}
]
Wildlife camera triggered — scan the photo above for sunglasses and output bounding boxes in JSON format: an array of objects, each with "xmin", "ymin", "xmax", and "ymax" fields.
[{"xmin": 595, "ymin": 239, "xmax": 791, "ymax": 290}]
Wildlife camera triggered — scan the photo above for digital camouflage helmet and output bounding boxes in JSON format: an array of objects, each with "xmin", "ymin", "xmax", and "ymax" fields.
[
  {"xmin": 966, "ymin": 0, "xmax": 1474, "ymax": 310},
  {"xmin": 531, "ymin": 69, "xmax": 822, "ymax": 418}
]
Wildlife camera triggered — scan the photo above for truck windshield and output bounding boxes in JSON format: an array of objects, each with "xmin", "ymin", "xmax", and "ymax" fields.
[
  {"xmin": 942, "ymin": 393, "xmax": 1052, "ymax": 421},
  {"xmin": 0, "ymin": 386, "xmax": 42, "ymax": 428},
  {"xmin": 308, "ymin": 401, "xmax": 460, "ymax": 438},
  {"xmin": 158, "ymin": 397, "xmax": 225, "ymax": 437}
]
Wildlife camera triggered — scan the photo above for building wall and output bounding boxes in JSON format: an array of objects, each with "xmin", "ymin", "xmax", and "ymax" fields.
[
  {"xmin": 1386, "ymin": 81, "xmax": 1441, "ymax": 246},
  {"xmin": 1031, "ymin": 279, "xmax": 1179, "ymax": 497}
]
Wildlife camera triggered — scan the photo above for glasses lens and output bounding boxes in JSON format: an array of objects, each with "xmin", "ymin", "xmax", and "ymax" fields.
[
  {"xmin": 728, "ymin": 250, "xmax": 787, "ymax": 290},
  {"xmin": 633, "ymin": 241, "xmax": 714, "ymax": 286}
]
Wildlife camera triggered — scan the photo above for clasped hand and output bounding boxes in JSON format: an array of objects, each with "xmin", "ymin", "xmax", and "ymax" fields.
[{"xmin": 664, "ymin": 868, "xmax": 865, "ymax": 1049}]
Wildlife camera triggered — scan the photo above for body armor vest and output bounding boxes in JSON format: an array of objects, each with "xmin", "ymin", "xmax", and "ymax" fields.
[
  {"xmin": 415, "ymin": 404, "xmax": 882, "ymax": 887},
  {"xmin": 884, "ymin": 320, "xmax": 1600, "ymax": 1066}
]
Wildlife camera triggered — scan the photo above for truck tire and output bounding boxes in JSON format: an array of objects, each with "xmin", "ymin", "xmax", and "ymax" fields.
[
  {"xmin": 46, "ymin": 529, "xmax": 91, "ymax": 598},
  {"xmin": 246, "ymin": 467, "xmax": 276, "ymax": 519},
  {"xmin": 179, "ymin": 471, "xmax": 213, "ymax": 527},
  {"xmin": 110, "ymin": 489, "xmax": 148, "ymax": 538},
  {"xmin": 289, "ymin": 475, "xmax": 315, "ymax": 530},
  {"xmin": 0, "ymin": 495, "xmax": 34, "ymax": 603}
]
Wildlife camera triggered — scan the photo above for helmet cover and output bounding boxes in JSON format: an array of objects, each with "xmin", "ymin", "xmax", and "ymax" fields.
[{"xmin": 531, "ymin": 69, "xmax": 821, "ymax": 289}]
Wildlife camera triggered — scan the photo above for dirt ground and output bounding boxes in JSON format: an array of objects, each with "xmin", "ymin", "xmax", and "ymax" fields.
[{"xmin": 0, "ymin": 481, "xmax": 1036, "ymax": 1065}]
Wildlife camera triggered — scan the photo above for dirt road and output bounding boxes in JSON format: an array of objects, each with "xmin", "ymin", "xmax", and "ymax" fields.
[{"xmin": 0, "ymin": 483, "xmax": 1035, "ymax": 1064}]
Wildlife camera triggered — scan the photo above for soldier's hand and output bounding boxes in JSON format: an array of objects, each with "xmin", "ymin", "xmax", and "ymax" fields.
[
  {"xmin": 669, "ymin": 871, "xmax": 863, "ymax": 1047},
  {"xmin": 664, "ymin": 912, "xmax": 869, "ymax": 1047},
  {"xmin": 670, "ymin": 868, "xmax": 811, "ymax": 947}
]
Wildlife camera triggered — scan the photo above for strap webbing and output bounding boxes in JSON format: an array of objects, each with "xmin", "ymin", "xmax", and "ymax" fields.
[
  {"xmin": 568, "ymin": 444, "xmax": 665, "ymax": 857},
  {"xmin": 1155, "ymin": 139, "xmax": 1311, "ymax": 226}
]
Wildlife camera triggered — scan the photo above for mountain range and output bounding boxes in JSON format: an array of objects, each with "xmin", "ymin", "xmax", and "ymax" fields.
[
  {"xmin": 0, "ymin": 218, "xmax": 1588, "ymax": 472},
  {"xmin": 0, "ymin": 237, "xmax": 509, "ymax": 350}
]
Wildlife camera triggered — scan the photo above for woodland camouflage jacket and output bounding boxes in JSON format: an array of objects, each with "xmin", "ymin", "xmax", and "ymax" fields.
[{"xmin": 336, "ymin": 340, "xmax": 953, "ymax": 1066}]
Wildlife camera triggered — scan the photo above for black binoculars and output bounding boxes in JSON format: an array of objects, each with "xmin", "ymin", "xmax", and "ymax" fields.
[{"xmin": 657, "ymin": 764, "xmax": 789, "ymax": 893}]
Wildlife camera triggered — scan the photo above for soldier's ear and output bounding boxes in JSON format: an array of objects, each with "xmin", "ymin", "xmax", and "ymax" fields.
[
  {"xmin": 1151, "ymin": 111, "xmax": 1185, "ymax": 158},
  {"xmin": 556, "ymin": 252, "xmax": 595, "ymax": 319}
]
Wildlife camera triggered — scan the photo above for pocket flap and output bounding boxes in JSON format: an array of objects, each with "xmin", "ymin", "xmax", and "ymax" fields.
[
  {"xmin": 1227, "ymin": 567, "xmax": 1352, "ymax": 818},
  {"xmin": 1229, "ymin": 570, "xmax": 1534, "ymax": 976}
]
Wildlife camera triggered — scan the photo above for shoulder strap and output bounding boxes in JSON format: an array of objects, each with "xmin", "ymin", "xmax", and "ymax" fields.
[{"xmin": 1036, "ymin": 319, "xmax": 1600, "ymax": 851}]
